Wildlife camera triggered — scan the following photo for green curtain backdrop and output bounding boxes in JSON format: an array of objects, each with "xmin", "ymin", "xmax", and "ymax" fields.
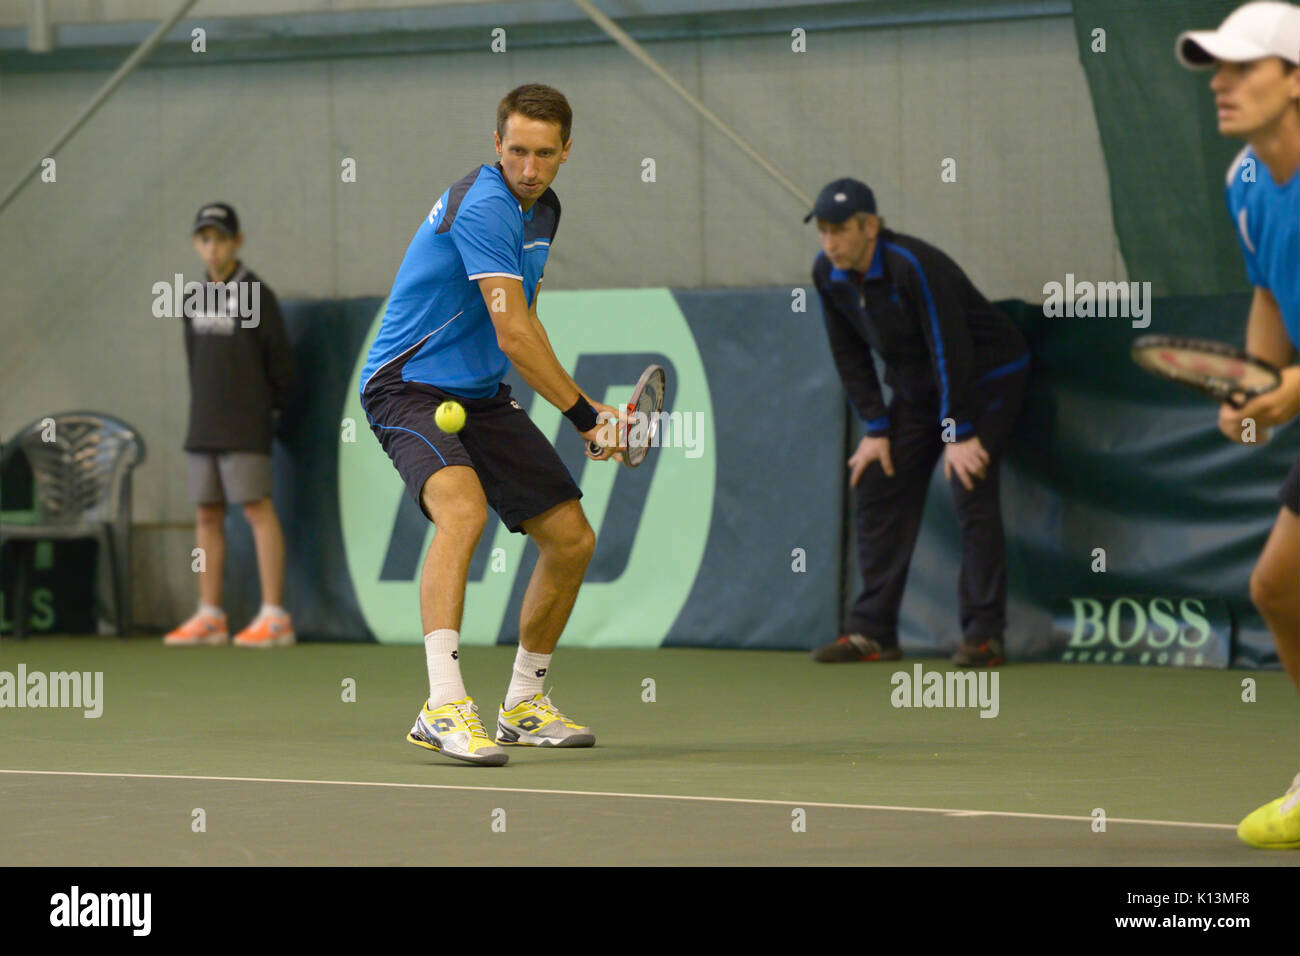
[
  {"xmin": 1071, "ymin": 0, "xmax": 1252, "ymax": 296},
  {"xmin": 4, "ymin": 289, "xmax": 1290, "ymax": 666}
]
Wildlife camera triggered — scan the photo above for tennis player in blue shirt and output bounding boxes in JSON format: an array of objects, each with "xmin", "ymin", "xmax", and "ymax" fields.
[
  {"xmin": 1179, "ymin": 1, "xmax": 1300, "ymax": 847},
  {"xmin": 361, "ymin": 84, "xmax": 621, "ymax": 766}
]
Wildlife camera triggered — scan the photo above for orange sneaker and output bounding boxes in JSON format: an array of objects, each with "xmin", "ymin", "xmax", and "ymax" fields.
[
  {"xmin": 233, "ymin": 612, "xmax": 295, "ymax": 649},
  {"xmin": 163, "ymin": 610, "xmax": 228, "ymax": 646}
]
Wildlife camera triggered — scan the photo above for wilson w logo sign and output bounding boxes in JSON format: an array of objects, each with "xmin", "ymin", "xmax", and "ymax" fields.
[{"xmin": 339, "ymin": 289, "xmax": 716, "ymax": 648}]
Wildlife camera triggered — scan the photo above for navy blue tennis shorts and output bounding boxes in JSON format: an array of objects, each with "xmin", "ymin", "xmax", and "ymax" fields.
[
  {"xmin": 1282, "ymin": 454, "xmax": 1299, "ymax": 516},
  {"xmin": 361, "ymin": 380, "xmax": 582, "ymax": 533}
]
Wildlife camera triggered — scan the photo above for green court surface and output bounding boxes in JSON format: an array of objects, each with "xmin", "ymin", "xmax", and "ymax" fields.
[{"xmin": 0, "ymin": 637, "xmax": 1297, "ymax": 866}]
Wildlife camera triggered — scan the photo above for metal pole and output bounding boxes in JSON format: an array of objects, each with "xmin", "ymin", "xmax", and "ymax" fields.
[
  {"xmin": 0, "ymin": 0, "xmax": 200, "ymax": 216},
  {"xmin": 570, "ymin": 0, "xmax": 812, "ymax": 209},
  {"xmin": 28, "ymin": 0, "xmax": 53, "ymax": 54}
]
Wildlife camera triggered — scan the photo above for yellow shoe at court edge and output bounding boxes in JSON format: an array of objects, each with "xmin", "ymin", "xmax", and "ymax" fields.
[
  {"xmin": 407, "ymin": 697, "xmax": 509, "ymax": 767},
  {"xmin": 1238, "ymin": 771, "xmax": 1300, "ymax": 849},
  {"xmin": 496, "ymin": 693, "xmax": 595, "ymax": 748}
]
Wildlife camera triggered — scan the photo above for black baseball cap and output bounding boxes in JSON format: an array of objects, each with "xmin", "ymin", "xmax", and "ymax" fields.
[
  {"xmin": 192, "ymin": 202, "xmax": 240, "ymax": 237},
  {"xmin": 803, "ymin": 178, "xmax": 876, "ymax": 223}
]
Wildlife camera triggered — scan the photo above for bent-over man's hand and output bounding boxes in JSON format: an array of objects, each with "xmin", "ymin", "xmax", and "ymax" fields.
[
  {"xmin": 943, "ymin": 435, "xmax": 989, "ymax": 491},
  {"xmin": 848, "ymin": 435, "xmax": 894, "ymax": 487}
]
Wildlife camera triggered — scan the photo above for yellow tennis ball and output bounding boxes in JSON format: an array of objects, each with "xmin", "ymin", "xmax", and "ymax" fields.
[{"xmin": 435, "ymin": 400, "xmax": 466, "ymax": 433}]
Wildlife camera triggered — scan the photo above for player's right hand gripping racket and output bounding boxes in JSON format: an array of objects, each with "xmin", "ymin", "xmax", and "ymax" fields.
[
  {"xmin": 586, "ymin": 364, "xmax": 667, "ymax": 468},
  {"xmin": 1130, "ymin": 335, "xmax": 1282, "ymax": 409}
]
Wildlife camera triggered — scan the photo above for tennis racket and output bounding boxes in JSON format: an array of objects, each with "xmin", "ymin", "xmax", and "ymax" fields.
[
  {"xmin": 1130, "ymin": 335, "xmax": 1281, "ymax": 409},
  {"xmin": 586, "ymin": 363, "xmax": 667, "ymax": 468}
]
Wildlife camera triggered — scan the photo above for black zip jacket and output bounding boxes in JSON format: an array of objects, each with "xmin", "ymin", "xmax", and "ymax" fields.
[
  {"xmin": 812, "ymin": 229, "xmax": 1027, "ymax": 440},
  {"xmin": 182, "ymin": 263, "xmax": 293, "ymax": 453}
]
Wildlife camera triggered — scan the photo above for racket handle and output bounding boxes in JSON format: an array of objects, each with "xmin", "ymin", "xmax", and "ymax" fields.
[{"xmin": 588, "ymin": 409, "xmax": 617, "ymax": 458}]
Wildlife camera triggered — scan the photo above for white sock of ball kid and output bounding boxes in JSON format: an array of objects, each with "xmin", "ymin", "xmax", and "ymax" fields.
[
  {"xmin": 425, "ymin": 628, "xmax": 467, "ymax": 710},
  {"xmin": 505, "ymin": 646, "xmax": 552, "ymax": 709}
]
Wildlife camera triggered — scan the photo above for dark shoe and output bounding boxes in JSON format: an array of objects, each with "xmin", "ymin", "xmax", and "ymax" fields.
[
  {"xmin": 952, "ymin": 637, "xmax": 1006, "ymax": 667},
  {"xmin": 811, "ymin": 634, "xmax": 903, "ymax": 663}
]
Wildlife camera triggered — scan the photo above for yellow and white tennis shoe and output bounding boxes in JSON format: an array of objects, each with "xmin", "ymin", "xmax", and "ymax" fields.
[
  {"xmin": 496, "ymin": 694, "xmax": 595, "ymax": 747},
  {"xmin": 1238, "ymin": 771, "xmax": 1300, "ymax": 849},
  {"xmin": 407, "ymin": 697, "xmax": 508, "ymax": 766}
]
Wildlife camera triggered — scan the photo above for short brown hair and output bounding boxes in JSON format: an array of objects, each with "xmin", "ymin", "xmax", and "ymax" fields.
[
  {"xmin": 851, "ymin": 211, "xmax": 885, "ymax": 230},
  {"xmin": 497, "ymin": 84, "xmax": 572, "ymax": 146}
]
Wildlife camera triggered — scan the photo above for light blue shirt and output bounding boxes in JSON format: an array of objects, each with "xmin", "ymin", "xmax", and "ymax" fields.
[
  {"xmin": 361, "ymin": 163, "xmax": 560, "ymax": 398},
  {"xmin": 1225, "ymin": 145, "xmax": 1300, "ymax": 350}
]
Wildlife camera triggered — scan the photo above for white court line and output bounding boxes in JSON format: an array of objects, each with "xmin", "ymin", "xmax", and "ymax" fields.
[{"xmin": 0, "ymin": 769, "xmax": 1237, "ymax": 831}]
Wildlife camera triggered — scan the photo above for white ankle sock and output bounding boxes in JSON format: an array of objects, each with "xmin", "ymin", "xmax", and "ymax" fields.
[
  {"xmin": 199, "ymin": 603, "xmax": 224, "ymax": 619},
  {"xmin": 505, "ymin": 646, "xmax": 551, "ymax": 709},
  {"xmin": 259, "ymin": 603, "xmax": 286, "ymax": 618},
  {"xmin": 426, "ymin": 629, "xmax": 467, "ymax": 709}
]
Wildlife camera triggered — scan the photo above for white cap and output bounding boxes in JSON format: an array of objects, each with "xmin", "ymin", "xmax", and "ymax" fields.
[{"xmin": 1177, "ymin": 1, "xmax": 1300, "ymax": 69}]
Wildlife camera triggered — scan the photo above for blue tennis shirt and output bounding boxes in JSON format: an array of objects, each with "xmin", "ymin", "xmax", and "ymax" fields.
[
  {"xmin": 1225, "ymin": 145, "xmax": 1300, "ymax": 350},
  {"xmin": 361, "ymin": 162, "xmax": 561, "ymax": 398}
]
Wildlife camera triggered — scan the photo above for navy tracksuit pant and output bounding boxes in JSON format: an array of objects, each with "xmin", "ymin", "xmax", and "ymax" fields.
[{"xmin": 844, "ymin": 366, "xmax": 1027, "ymax": 647}]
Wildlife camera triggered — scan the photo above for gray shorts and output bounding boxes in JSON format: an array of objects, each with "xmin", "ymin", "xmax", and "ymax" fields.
[{"xmin": 186, "ymin": 452, "xmax": 272, "ymax": 505}]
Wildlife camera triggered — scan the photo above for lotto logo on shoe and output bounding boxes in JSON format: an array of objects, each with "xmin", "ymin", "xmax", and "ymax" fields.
[{"xmin": 432, "ymin": 718, "xmax": 456, "ymax": 734}]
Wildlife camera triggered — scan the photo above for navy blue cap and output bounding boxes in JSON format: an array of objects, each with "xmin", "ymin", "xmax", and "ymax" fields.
[
  {"xmin": 192, "ymin": 202, "xmax": 240, "ymax": 237},
  {"xmin": 803, "ymin": 178, "xmax": 876, "ymax": 223}
]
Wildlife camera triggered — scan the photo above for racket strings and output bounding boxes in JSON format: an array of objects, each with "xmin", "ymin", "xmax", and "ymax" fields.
[
  {"xmin": 627, "ymin": 374, "xmax": 664, "ymax": 465},
  {"xmin": 1146, "ymin": 348, "xmax": 1275, "ymax": 388}
]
